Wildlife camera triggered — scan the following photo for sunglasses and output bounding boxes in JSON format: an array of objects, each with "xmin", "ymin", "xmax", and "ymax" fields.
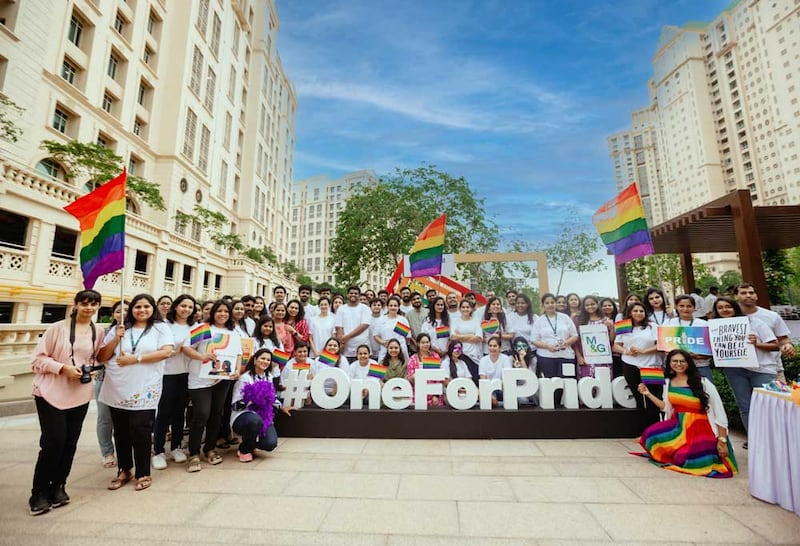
[{"xmin": 514, "ymin": 343, "xmax": 529, "ymax": 350}]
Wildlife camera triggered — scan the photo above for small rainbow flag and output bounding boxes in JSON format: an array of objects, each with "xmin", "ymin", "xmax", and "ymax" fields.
[
  {"xmin": 408, "ymin": 214, "xmax": 446, "ymax": 278},
  {"xmin": 435, "ymin": 325, "xmax": 450, "ymax": 339},
  {"xmin": 63, "ymin": 169, "xmax": 126, "ymax": 289},
  {"xmin": 614, "ymin": 319, "xmax": 633, "ymax": 335},
  {"xmin": 640, "ymin": 367, "xmax": 665, "ymax": 385},
  {"xmin": 271, "ymin": 348, "xmax": 291, "ymax": 369},
  {"xmin": 292, "ymin": 360, "xmax": 311, "ymax": 371},
  {"xmin": 189, "ymin": 323, "xmax": 212, "ymax": 345},
  {"xmin": 367, "ymin": 363, "xmax": 387, "ymax": 379},
  {"xmin": 481, "ymin": 319, "xmax": 500, "ymax": 334},
  {"xmin": 393, "ymin": 321, "xmax": 411, "ymax": 337},
  {"xmin": 421, "ymin": 355, "xmax": 441, "ymax": 369},
  {"xmin": 317, "ymin": 350, "xmax": 339, "ymax": 367}
]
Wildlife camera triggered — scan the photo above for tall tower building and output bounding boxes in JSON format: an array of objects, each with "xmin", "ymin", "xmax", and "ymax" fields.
[{"xmin": 0, "ymin": 0, "xmax": 297, "ymax": 323}]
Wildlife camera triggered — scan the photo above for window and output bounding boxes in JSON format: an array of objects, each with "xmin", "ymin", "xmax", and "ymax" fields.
[
  {"xmin": 196, "ymin": 0, "xmax": 209, "ymax": 34},
  {"xmin": 114, "ymin": 13, "xmax": 125, "ymax": 35},
  {"xmin": 107, "ymin": 53, "xmax": 119, "ymax": 80},
  {"xmin": 182, "ymin": 108, "xmax": 197, "ymax": 158},
  {"xmin": 102, "ymin": 92, "xmax": 115, "ymax": 113},
  {"xmin": 133, "ymin": 117, "xmax": 144, "ymax": 137},
  {"xmin": 190, "ymin": 220, "xmax": 201, "ymax": 242},
  {"xmin": 137, "ymin": 80, "xmax": 150, "ymax": 106},
  {"xmin": 190, "ymin": 46, "xmax": 203, "ymax": 94},
  {"xmin": 165, "ymin": 259, "xmax": 176, "ymax": 280},
  {"xmin": 51, "ymin": 226, "xmax": 77, "ymax": 259},
  {"xmin": 0, "ymin": 302, "xmax": 12, "ymax": 323},
  {"xmin": 147, "ymin": 11, "xmax": 156, "ymax": 34},
  {"xmin": 198, "ymin": 125, "xmax": 210, "ymax": 172},
  {"xmin": 0, "ymin": 209, "xmax": 28, "ymax": 249},
  {"xmin": 143, "ymin": 46, "xmax": 153, "ymax": 65},
  {"xmin": 41, "ymin": 305, "xmax": 67, "ymax": 324},
  {"xmin": 174, "ymin": 213, "xmax": 186, "ymax": 236},
  {"xmin": 218, "ymin": 161, "xmax": 228, "ymax": 199},
  {"xmin": 210, "ymin": 13, "xmax": 221, "ymax": 56},
  {"xmin": 205, "ymin": 68, "xmax": 216, "ymax": 110},
  {"xmin": 61, "ymin": 58, "xmax": 78, "ymax": 84},
  {"xmin": 52, "ymin": 108, "xmax": 69, "ymax": 133},
  {"xmin": 68, "ymin": 15, "xmax": 83, "ymax": 47},
  {"xmin": 134, "ymin": 250, "xmax": 149, "ymax": 274},
  {"xmin": 223, "ymin": 112, "xmax": 232, "ymax": 150},
  {"xmin": 228, "ymin": 66, "xmax": 236, "ymax": 100},
  {"xmin": 128, "ymin": 156, "xmax": 138, "ymax": 176}
]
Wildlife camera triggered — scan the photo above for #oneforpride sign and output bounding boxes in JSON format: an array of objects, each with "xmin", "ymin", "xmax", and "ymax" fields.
[{"xmin": 280, "ymin": 367, "xmax": 636, "ymax": 410}]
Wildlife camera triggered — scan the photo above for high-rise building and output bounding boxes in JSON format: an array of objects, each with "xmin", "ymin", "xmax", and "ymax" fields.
[
  {"xmin": 608, "ymin": 0, "xmax": 800, "ymax": 275},
  {"xmin": 290, "ymin": 170, "xmax": 389, "ymax": 290},
  {"xmin": 0, "ymin": 0, "xmax": 297, "ymax": 323}
]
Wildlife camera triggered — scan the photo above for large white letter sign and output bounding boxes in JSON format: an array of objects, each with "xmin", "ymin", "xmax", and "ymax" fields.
[
  {"xmin": 310, "ymin": 367, "xmax": 350, "ymax": 409},
  {"xmin": 349, "ymin": 379, "xmax": 382, "ymax": 409},
  {"xmin": 501, "ymin": 368, "xmax": 539, "ymax": 410},
  {"xmin": 577, "ymin": 367, "xmax": 614, "ymax": 409},
  {"xmin": 413, "ymin": 369, "xmax": 447, "ymax": 410},
  {"xmin": 611, "ymin": 376, "xmax": 636, "ymax": 408},
  {"xmin": 382, "ymin": 377, "xmax": 413, "ymax": 410},
  {"xmin": 445, "ymin": 378, "xmax": 479, "ymax": 409},
  {"xmin": 478, "ymin": 378, "xmax": 503, "ymax": 409}
]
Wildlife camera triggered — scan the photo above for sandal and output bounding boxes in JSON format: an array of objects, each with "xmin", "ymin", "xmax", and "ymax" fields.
[
  {"xmin": 205, "ymin": 450, "xmax": 223, "ymax": 465},
  {"xmin": 187, "ymin": 456, "xmax": 201, "ymax": 473},
  {"xmin": 102, "ymin": 455, "xmax": 117, "ymax": 469},
  {"xmin": 108, "ymin": 470, "xmax": 132, "ymax": 490},
  {"xmin": 135, "ymin": 476, "xmax": 152, "ymax": 491}
]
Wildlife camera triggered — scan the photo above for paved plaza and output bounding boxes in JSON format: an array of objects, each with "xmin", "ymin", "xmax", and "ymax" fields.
[{"xmin": 0, "ymin": 406, "xmax": 798, "ymax": 545}]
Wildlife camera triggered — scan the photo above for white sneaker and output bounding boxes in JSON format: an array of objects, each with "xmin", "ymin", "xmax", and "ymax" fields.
[
  {"xmin": 152, "ymin": 453, "xmax": 167, "ymax": 470},
  {"xmin": 170, "ymin": 449, "xmax": 187, "ymax": 463}
]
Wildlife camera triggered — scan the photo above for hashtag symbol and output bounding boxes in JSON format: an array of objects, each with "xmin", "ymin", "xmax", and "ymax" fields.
[{"xmin": 281, "ymin": 369, "xmax": 311, "ymax": 408}]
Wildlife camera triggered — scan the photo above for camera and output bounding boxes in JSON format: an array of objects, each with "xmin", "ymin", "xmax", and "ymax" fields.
[{"xmin": 80, "ymin": 363, "xmax": 104, "ymax": 384}]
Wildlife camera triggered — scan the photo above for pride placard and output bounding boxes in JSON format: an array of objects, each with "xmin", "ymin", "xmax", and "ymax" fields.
[{"xmin": 656, "ymin": 326, "xmax": 712, "ymax": 355}]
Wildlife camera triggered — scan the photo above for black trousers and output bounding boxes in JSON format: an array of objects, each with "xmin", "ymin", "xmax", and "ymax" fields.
[
  {"xmin": 32, "ymin": 397, "xmax": 88, "ymax": 496},
  {"xmin": 188, "ymin": 381, "xmax": 232, "ymax": 457},
  {"xmin": 623, "ymin": 363, "xmax": 663, "ymax": 435},
  {"xmin": 109, "ymin": 407, "xmax": 156, "ymax": 478},
  {"xmin": 153, "ymin": 373, "xmax": 188, "ymax": 454}
]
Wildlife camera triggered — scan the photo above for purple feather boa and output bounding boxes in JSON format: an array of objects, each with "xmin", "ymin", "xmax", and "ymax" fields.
[{"xmin": 241, "ymin": 378, "xmax": 276, "ymax": 436}]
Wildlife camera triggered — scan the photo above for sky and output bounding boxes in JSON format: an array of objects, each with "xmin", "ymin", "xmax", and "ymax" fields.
[{"xmin": 275, "ymin": 0, "xmax": 732, "ymax": 296}]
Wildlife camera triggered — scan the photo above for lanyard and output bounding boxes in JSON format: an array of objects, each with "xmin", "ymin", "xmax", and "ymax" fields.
[
  {"xmin": 129, "ymin": 327, "xmax": 149, "ymax": 354},
  {"xmin": 651, "ymin": 311, "xmax": 665, "ymax": 325},
  {"xmin": 678, "ymin": 318, "xmax": 694, "ymax": 327},
  {"xmin": 545, "ymin": 313, "xmax": 558, "ymax": 336}
]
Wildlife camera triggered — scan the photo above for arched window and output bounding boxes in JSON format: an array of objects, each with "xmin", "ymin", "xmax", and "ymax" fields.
[{"xmin": 35, "ymin": 158, "xmax": 66, "ymax": 181}]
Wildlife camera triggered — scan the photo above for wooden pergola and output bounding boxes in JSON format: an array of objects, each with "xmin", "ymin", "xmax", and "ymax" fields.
[{"xmin": 616, "ymin": 190, "xmax": 800, "ymax": 308}]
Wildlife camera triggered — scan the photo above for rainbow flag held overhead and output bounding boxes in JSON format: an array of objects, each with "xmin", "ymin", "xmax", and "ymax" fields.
[
  {"xmin": 292, "ymin": 360, "xmax": 311, "ymax": 371},
  {"xmin": 367, "ymin": 363, "xmax": 387, "ymax": 379},
  {"xmin": 317, "ymin": 350, "xmax": 339, "ymax": 367},
  {"xmin": 408, "ymin": 214, "xmax": 446, "ymax": 278},
  {"xmin": 271, "ymin": 348, "xmax": 291, "ymax": 369},
  {"xmin": 393, "ymin": 321, "xmax": 411, "ymax": 337},
  {"xmin": 640, "ymin": 367, "xmax": 665, "ymax": 385},
  {"xmin": 592, "ymin": 183, "xmax": 654, "ymax": 265},
  {"xmin": 614, "ymin": 319, "xmax": 633, "ymax": 335},
  {"xmin": 421, "ymin": 355, "xmax": 441, "ymax": 369},
  {"xmin": 189, "ymin": 323, "xmax": 212, "ymax": 345},
  {"xmin": 481, "ymin": 319, "xmax": 500, "ymax": 334},
  {"xmin": 435, "ymin": 325, "xmax": 450, "ymax": 339},
  {"xmin": 63, "ymin": 170, "xmax": 127, "ymax": 289}
]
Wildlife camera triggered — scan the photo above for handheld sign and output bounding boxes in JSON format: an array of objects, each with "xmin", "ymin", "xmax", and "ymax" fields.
[
  {"xmin": 708, "ymin": 317, "xmax": 758, "ymax": 368},
  {"xmin": 579, "ymin": 324, "xmax": 612, "ymax": 365},
  {"xmin": 657, "ymin": 326, "xmax": 712, "ymax": 355}
]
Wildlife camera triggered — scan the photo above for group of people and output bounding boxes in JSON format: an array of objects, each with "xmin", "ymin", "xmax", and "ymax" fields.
[{"xmin": 28, "ymin": 281, "xmax": 797, "ymax": 515}]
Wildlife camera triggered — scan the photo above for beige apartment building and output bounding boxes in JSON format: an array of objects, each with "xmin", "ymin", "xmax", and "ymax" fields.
[
  {"xmin": 291, "ymin": 170, "xmax": 390, "ymax": 291},
  {"xmin": 608, "ymin": 0, "xmax": 800, "ymax": 275},
  {"xmin": 0, "ymin": 0, "xmax": 298, "ymax": 326}
]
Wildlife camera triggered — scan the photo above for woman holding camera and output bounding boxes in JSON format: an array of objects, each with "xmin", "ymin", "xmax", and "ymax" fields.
[
  {"xmin": 98, "ymin": 293, "xmax": 173, "ymax": 492},
  {"xmin": 29, "ymin": 289, "xmax": 104, "ymax": 516}
]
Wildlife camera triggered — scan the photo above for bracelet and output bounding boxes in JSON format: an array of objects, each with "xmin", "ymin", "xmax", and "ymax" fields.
[{"xmin": 137, "ymin": 354, "xmax": 142, "ymax": 364}]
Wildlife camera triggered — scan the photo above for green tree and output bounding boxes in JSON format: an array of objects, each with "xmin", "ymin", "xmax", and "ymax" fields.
[
  {"xmin": 40, "ymin": 140, "xmax": 165, "ymax": 210},
  {"xmin": 329, "ymin": 165, "xmax": 513, "ymax": 287},
  {"xmin": 544, "ymin": 216, "xmax": 605, "ymax": 295},
  {"xmin": 0, "ymin": 94, "xmax": 23, "ymax": 143},
  {"xmin": 624, "ymin": 254, "xmax": 710, "ymax": 296},
  {"xmin": 719, "ymin": 270, "xmax": 743, "ymax": 293},
  {"xmin": 762, "ymin": 249, "xmax": 791, "ymax": 304}
]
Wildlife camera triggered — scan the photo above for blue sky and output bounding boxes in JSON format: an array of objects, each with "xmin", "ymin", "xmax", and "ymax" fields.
[{"xmin": 276, "ymin": 0, "xmax": 731, "ymax": 295}]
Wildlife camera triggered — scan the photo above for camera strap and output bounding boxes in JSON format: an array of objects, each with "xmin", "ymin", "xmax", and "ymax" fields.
[{"xmin": 69, "ymin": 319, "xmax": 97, "ymax": 366}]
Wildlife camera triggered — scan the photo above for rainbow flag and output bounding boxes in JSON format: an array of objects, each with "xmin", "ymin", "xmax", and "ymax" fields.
[
  {"xmin": 292, "ymin": 360, "xmax": 311, "ymax": 371},
  {"xmin": 271, "ymin": 348, "xmax": 291, "ymax": 369},
  {"xmin": 614, "ymin": 319, "xmax": 633, "ymax": 335},
  {"xmin": 63, "ymin": 169, "xmax": 126, "ymax": 289},
  {"xmin": 481, "ymin": 319, "xmax": 500, "ymax": 334},
  {"xmin": 317, "ymin": 350, "xmax": 339, "ymax": 367},
  {"xmin": 408, "ymin": 214, "xmax": 446, "ymax": 278},
  {"xmin": 640, "ymin": 367, "xmax": 665, "ymax": 385},
  {"xmin": 592, "ymin": 183, "xmax": 654, "ymax": 265},
  {"xmin": 367, "ymin": 363, "xmax": 387, "ymax": 379},
  {"xmin": 421, "ymin": 355, "xmax": 441, "ymax": 369},
  {"xmin": 393, "ymin": 321, "xmax": 411, "ymax": 337},
  {"xmin": 656, "ymin": 326, "xmax": 713, "ymax": 355},
  {"xmin": 435, "ymin": 325, "xmax": 450, "ymax": 339},
  {"xmin": 189, "ymin": 323, "xmax": 212, "ymax": 345}
]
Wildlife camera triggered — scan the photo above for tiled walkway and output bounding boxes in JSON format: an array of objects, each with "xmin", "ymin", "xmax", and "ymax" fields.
[{"xmin": 1, "ymin": 408, "xmax": 798, "ymax": 545}]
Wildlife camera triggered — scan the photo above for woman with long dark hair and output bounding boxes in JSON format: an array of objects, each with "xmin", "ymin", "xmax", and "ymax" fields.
[
  {"xmin": 644, "ymin": 287, "xmax": 671, "ymax": 326},
  {"xmin": 531, "ymin": 293, "xmax": 578, "ymax": 383},
  {"xmin": 506, "ymin": 293, "xmax": 536, "ymax": 344},
  {"xmin": 566, "ymin": 293, "xmax": 581, "ymax": 319},
  {"xmin": 442, "ymin": 340, "xmax": 479, "ymax": 386},
  {"xmin": 421, "ymin": 296, "xmax": 450, "ymax": 357},
  {"xmin": 253, "ymin": 316, "xmax": 282, "ymax": 352},
  {"xmin": 98, "ymin": 293, "xmax": 174, "ymax": 491},
  {"xmin": 634, "ymin": 349, "xmax": 736, "ymax": 478},
  {"xmin": 573, "ymin": 295, "xmax": 614, "ymax": 379},
  {"xmin": 482, "ymin": 296, "xmax": 512, "ymax": 353},
  {"xmin": 664, "ymin": 294, "xmax": 711, "ymax": 380},
  {"xmin": 29, "ymin": 289, "xmax": 104, "ymax": 515}
]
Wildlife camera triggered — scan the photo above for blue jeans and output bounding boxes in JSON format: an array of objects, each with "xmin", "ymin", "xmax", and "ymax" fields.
[
  {"xmin": 232, "ymin": 411, "xmax": 278, "ymax": 455},
  {"xmin": 723, "ymin": 367, "xmax": 776, "ymax": 431},
  {"xmin": 94, "ymin": 375, "xmax": 114, "ymax": 458}
]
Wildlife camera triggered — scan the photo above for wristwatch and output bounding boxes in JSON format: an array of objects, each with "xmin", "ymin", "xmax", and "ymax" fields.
[{"xmin": 136, "ymin": 354, "xmax": 142, "ymax": 364}]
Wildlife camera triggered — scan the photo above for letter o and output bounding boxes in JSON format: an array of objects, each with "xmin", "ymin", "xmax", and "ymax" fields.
[{"xmin": 310, "ymin": 367, "xmax": 350, "ymax": 409}]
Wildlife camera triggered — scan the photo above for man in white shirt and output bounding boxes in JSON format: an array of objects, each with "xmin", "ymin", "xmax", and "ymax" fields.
[
  {"xmin": 446, "ymin": 292, "xmax": 460, "ymax": 320},
  {"xmin": 703, "ymin": 286, "xmax": 719, "ymax": 319},
  {"xmin": 335, "ymin": 286, "xmax": 372, "ymax": 360},
  {"xmin": 298, "ymin": 284, "xmax": 318, "ymax": 319},
  {"xmin": 690, "ymin": 288, "xmax": 705, "ymax": 319}
]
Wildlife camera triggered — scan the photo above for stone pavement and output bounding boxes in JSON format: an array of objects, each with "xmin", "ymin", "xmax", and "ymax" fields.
[{"xmin": 0, "ymin": 407, "xmax": 798, "ymax": 545}]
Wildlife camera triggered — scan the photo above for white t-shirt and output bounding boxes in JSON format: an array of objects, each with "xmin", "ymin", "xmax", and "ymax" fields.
[
  {"xmin": 703, "ymin": 294, "xmax": 718, "ymax": 316},
  {"xmin": 690, "ymin": 294, "xmax": 705, "ymax": 318},
  {"xmin": 531, "ymin": 312, "xmax": 578, "ymax": 359},
  {"xmin": 506, "ymin": 312, "xmax": 536, "ymax": 343},
  {"xmin": 441, "ymin": 356, "xmax": 471, "ymax": 379},
  {"xmin": 478, "ymin": 353, "xmax": 513, "ymax": 380},
  {"xmin": 449, "ymin": 315, "xmax": 484, "ymax": 362},
  {"xmin": 99, "ymin": 323, "xmax": 174, "ymax": 410},
  {"xmin": 648, "ymin": 310, "xmax": 670, "ymax": 327},
  {"xmin": 254, "ymin": 338, "xmax": 280, "ymax": 352},
  {"xmin": 664, "ymin": 317, "xmax": 710, "ymax": 367},
  {"xmin": 747, "ymin": 316, "xmax": 779, "ymax": 373},
  {"xmin": 304, "ymin": 303, "xmax": 319, "ymax": 319},
  {"xmin": 615, "ymin": 325, "xmax": 658, "ymax": 368},
  {"xmin": 421, "ymin": 318, "xmax": 450, "ymax": 354},
  {"xmin": 374, "ymin": 315, "xmax": 411, "ymax": 361},
  {"xmin": 163, "ymin": 322, "xmax": 190, "ymax": 375},
  {"xmin": 349, "ymin": 359, "xmax": 381, "ymax": 383},
  {"xmin": 748, "ymin": 306, "xmax": 790, "ymax": 368},
  {"xmin": 308, "ymin": 313, "xmax": 336, "ymax": 356},
  {"xmin": 334, "ymin": 303, "xmax": 372, "ymax": 356},
  {"xmin": 188, "ymin": 326, "xmax": 243, "ymax": 390}
]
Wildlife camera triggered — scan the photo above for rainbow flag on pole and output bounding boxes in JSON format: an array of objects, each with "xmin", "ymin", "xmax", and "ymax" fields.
[
  {"xmin": 317, "ymin": 350, "xmax": 339, "ymax": 367},
  {"xmin": 367, "ymin": 363, "xmax": 387, "ymax": 379},
  {"xmin": 592, "ymin": 183, "xmax": 654, "ymax": 265},
  {"xmin": 421, "ymin": 355, "xmax": 441, "ymax": 369},
  {"xmin": 408, "ymin": 214, "xmax": 446, "ymax": 278},
  {"xmin": 614, "ymin": 319, "xmax": 633, "ymax": 335},
  {"xmin": 189, "ymin": 323, "xmax": 212, "ymax": 345},
  {"xmin": 292, "ymin": 360, "xmax": 311, "ymax": 371},
  {"xmin": 271, "ymin": 348, "xmax": 291, "ymax": 369},
  {"xmin": 435, "ymin": 325, "xmax": 450, "ymax": 339},
  {"xmin": 393, "ymin": 321, "xmax": 411, "ymax": 337},
  {"xmin": 640, "ymin": 367, "xmax": 665, "ymax": 385},
  {"xmin": 63, "ymin": 169, "xmax": 126, "ymax": 289}
]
